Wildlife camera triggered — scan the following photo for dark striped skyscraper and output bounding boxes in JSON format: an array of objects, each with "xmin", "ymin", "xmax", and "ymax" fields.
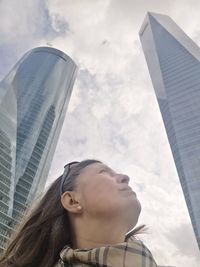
[
  {"xmin": 0, "ymin": 47, "xmax": 77, "ymax": 250},
  {"xmin": 139, "ymin": 12, "xmax": 200, "ymax": 249}
]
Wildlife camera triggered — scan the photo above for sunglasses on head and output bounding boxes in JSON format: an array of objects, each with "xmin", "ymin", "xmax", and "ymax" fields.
[{"xmin": 59, "ymin": 161, "xmax": 79, "ymax": 196}]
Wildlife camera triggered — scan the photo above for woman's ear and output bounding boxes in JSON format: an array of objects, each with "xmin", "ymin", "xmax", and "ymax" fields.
[{"xmin": 61, "ymin": 191, "xmax": 83, "ymax": 214}]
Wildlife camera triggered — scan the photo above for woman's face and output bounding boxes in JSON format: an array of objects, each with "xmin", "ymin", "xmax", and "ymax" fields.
[{"xmin": 74, "ymin": 162, "xmax": 141, "ymax": 230}]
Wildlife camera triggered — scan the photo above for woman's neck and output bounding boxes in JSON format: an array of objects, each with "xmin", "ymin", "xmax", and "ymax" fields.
[{"xmin": 71, "ymin": 217, "xmax": 128, "ymax": 249}]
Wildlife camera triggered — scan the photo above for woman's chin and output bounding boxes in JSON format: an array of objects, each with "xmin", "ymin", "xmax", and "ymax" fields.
[{"xmin": 128, "ymin": 200, "xmax": 142, "ymax": 228}]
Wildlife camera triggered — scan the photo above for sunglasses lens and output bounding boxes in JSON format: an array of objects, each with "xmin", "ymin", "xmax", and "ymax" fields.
[{"xmin": 60, "ymin": 162, "xmax": 79, "ymax": 195}]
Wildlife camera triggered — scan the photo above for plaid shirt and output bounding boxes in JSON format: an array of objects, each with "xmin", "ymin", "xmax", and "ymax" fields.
[{"xmin": 54, "ymin": 231, "xmax": 158, "ymax": 267}]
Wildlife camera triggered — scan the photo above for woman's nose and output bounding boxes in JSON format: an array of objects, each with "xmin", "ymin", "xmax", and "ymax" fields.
[{"xmin": 116, "ymin": 174, "xmax": 130, "ymax": 184}]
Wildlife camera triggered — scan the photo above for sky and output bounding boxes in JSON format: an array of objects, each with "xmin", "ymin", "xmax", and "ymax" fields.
[{"xmin": 0, "ymin": 0, "xmax": 200, "ymax": 266}]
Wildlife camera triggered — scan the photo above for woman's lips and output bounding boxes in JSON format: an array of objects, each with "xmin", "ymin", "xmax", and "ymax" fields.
[{"xmin": 120, "ymin": 186, "xmax": 137, "ymax": 196}]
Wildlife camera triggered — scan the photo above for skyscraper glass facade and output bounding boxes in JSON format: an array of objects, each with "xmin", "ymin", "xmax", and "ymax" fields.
[
  {"xmin": 0, "ymin": 79, "xmax": 17, "ymax": 252},
  {"xmin": 139, "ymin": 12, "xmax": 200, "ymax": 249},
  {"xmin": 0, "ymin": 47, "xmax": 77, "ymax": 251}
]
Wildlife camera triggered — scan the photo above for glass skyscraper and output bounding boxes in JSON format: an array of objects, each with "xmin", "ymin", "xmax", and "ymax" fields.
[
  {"xmin": 0, "ymin": 47, "xmax": 77, "ymax": 251},
  {"xmin": 139, "ymin": 12, "xmax": 200, "ymax": 249}
]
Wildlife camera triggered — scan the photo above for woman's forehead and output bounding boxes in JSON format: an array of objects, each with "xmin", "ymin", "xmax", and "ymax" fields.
[
  {"xmin": 86, "ymin": 162, "xmax": 105, "ymax": 171},
  {"xmin": 81, "ymin": 162, "xmax": 109, "ymax": 174}
]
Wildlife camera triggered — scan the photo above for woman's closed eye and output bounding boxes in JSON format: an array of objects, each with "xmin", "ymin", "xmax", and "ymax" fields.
[
  {"xmin": 99, "ymin": 168, "xmax": 116, "ymax": 176},
  {"xmin": 99, "ymin": 169, "xmax": 107, "ymax": 174}
]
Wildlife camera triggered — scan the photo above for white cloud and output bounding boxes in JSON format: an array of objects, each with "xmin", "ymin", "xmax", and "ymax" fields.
[{"xmin": 1, "ymin": 0, "xmax": 200, "ymax": 266}]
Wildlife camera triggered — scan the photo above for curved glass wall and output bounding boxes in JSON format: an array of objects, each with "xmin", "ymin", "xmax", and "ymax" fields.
[{"xmin": 0, "ymin": 47, "xmax": 77, "ymax": 251}]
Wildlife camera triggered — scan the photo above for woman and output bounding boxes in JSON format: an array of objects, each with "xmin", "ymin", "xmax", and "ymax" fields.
[{"xmin": 0, "ymin": 159, "xmax": 158, "ymax": 267}]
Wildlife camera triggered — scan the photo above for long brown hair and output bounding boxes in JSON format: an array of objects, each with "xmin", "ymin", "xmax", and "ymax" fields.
[{"xmin": 0, "ymin": 159, "xmax": 146, "ymax": 267}]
